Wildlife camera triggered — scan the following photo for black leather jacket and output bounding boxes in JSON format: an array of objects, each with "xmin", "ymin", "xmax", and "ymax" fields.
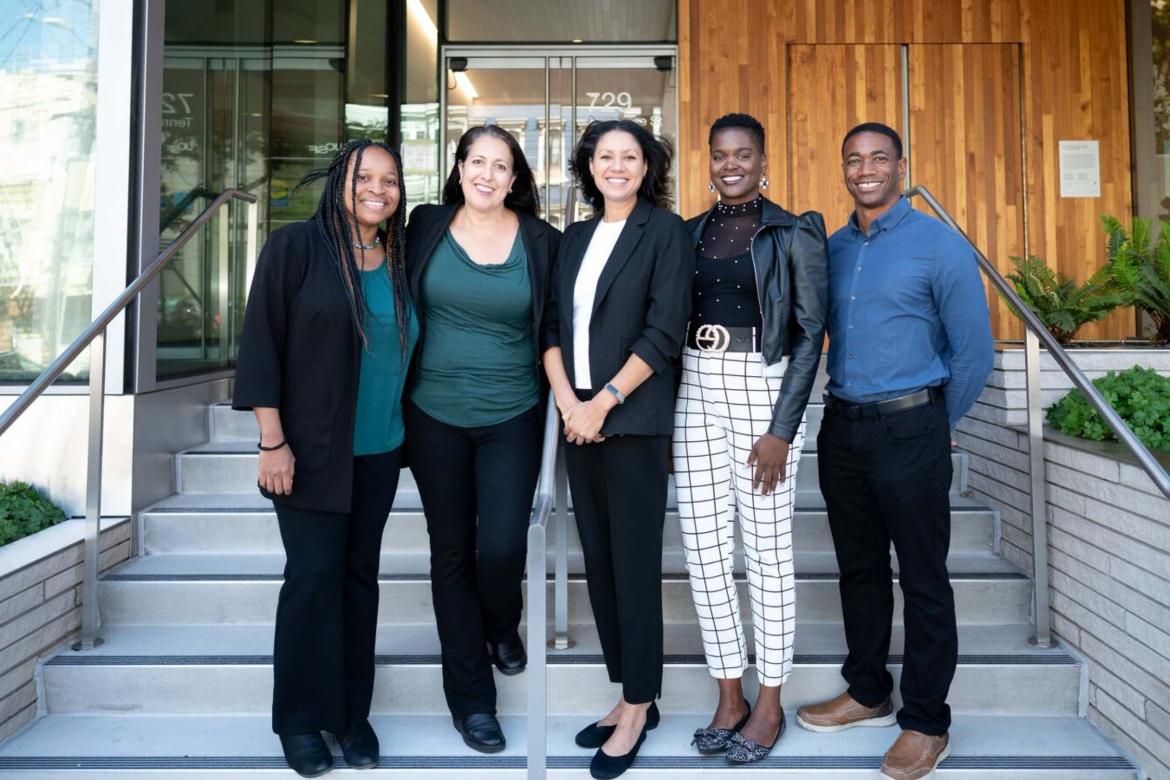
[{"xmin": 685, "ymin": 198, "xmax": 828, "ymax": 442}]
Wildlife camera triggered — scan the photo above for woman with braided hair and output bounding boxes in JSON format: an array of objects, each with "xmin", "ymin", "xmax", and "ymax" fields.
[{"xmin": 234, "ymin": 139, "xmax": 417, "ymax": 778}]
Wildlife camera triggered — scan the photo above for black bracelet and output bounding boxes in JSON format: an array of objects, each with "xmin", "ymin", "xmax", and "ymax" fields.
[{"xmin": 257, "ymin": 439, "xmax": 288, "ymax": 452}]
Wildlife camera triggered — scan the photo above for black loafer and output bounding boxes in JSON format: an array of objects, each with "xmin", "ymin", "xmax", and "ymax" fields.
[
  {"xmin": 575, "ymin": 701, "xmax": 659, "ymax": 749},
  {"xmin": 489, "ymin": 633, "xmax": 527, "ymax": 675},
  {"xmin": 338, "ymin": 719, "xmax": 379, "ymax": 769},
  {"xmin": 453, "ymin": 713, "xmax": 506, "ymax": 753},
  {"xmin": 590, "ymin": 728, "xmax": 648, "ymax": 779},
  {"xmin": 279, "ymin": 733, "xmax": 333, "ymax": 778}
]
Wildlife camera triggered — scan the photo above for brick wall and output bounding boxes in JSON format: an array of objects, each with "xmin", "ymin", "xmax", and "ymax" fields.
[
  {"xmin": 956, "ymin": 347, "xmax": 1170, "ymax": 777},
  {"xmin": 0, "ymin": 518, "xmax": 131, "ymax": 741}
]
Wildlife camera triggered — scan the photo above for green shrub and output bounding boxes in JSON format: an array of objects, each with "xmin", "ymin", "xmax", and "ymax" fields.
[
  {"xmin": 1046, "ymin": 366, "xmax": 1170, "ymax": 451},
  {"xmin": 0, "ymin": 481, "xmax": 67, "ymax": 546},
  {"xmin": 1003, "ymin": 254, "xmax": 1125, "ymax": 345},
  {"xmin": 1102, "ymin": 216, "xmax": 1170, "ymax": 345}
]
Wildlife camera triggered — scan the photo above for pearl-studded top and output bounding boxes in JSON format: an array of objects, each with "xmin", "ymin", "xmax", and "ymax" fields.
[{"xmin": 692, "ymin": 195, "xmax": 763, "ymax": 329}]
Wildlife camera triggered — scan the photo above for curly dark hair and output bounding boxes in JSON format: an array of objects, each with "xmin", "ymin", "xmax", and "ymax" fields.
[
  {"xmin": 708, "ymin": 112, "xmax": 765, "ymax": 152},
  {"xmin": 571, "ymin": 119, "xmax": 673, "ymax": 213},
  {"xmin": 296, "ymin": 139, "xmax": 409, "ymax": 356},
  {"xmin": 441, "ymin": 125, "xmax": 540, "ymax": 217}
]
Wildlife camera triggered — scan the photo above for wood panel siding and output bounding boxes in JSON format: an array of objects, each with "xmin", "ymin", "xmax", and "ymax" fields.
[
  {"xmin": 910, "ymin": 44, "xmax": 1025, "ymax": 340},
  {"xmin": 678, "ymin": 0, "xmax": 1134, "ymax": 339},
  {"xmin": 788, "ymin": 44, "xmax": 904, "ymax": 234}
]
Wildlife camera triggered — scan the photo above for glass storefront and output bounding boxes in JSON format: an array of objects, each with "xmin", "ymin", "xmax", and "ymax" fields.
[
  {"xmin": 156, "ymin": 0, "xmax": 390, "ymax": 379},
  {"xmin": 0, "ymin": 1, "xmax": 101, "ymax": 382}
]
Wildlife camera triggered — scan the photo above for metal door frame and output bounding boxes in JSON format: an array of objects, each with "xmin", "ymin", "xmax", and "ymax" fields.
[{"xmin": 439, "ymin": 44, "xmax": 677, "ymax": 224}]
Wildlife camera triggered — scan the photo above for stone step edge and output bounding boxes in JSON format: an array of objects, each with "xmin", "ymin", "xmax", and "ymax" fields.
[
  {"xmin": 100, "ymin": 571, "xmax": 1027, "ymax": 582},
  {"xmin": 0, "ymin": 755, "xmax": 1136, "ymax": 771},
  {"xmin": 44, "ymin": 651, "xmax": 1075, "ymax": 667}
]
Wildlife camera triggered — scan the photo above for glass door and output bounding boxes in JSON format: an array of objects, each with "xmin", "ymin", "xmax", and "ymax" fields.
[{"xmin": 440, "ymin": 47, "xmax": 678, "ymax": 227}]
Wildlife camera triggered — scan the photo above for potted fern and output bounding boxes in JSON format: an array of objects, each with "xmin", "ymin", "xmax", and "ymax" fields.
[
  {"xmin": 1003, "ymin": 254, "xmax": 1125, "ymax": 345},
  {"xmin": 1101, "ymin": 215, "xmax": 1170, "ymax": 345}
]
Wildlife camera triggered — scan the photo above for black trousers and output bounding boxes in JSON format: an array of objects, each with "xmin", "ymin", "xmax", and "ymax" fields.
[
  {"xmin": 271, "ymin": 447, "xmax": 402, "ymax": 735},
  {"xmin": 817, "ymin": 396, "xmax": 957, "ymax": 735},
  {"xmin": 564, "ymin": 424, "xmax": 668, "ymax": 705},
  {"xmin": 404, "ymin": 402, "xmax": 542, "ymax": 718}
]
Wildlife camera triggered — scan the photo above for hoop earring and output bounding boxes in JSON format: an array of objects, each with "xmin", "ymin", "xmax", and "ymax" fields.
[
  {"xmin": 760, "ymin": 176, "xmax": 770, "ymax": 190},
  {"xmin": 708, "ymin": 182, "xmax": 716, "ymax": 193}
]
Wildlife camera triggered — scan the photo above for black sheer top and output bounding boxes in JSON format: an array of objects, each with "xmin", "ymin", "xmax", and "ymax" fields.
[{"xmin": 692, "ymin": 195, "xmax": 763, "ymax": 329}]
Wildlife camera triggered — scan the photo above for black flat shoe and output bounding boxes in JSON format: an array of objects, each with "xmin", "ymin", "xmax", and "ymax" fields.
[
  {"xmin": 337, "ymin": 719, "xmax": 379, "ymax": 769},
  {"xmin": 692, "ymin": 703, "xmax": 752, "ymax": 755},
  {"xmin": 725, "ymin": 712, "xmax": 786, "ymax": 764},
  {"xmin": 489, "ymin": 633, "xmax": 527, "ymax": 675},
  {"xmin": 453, "ymin": 713, "xmax": 506, "ymax": 754},
  {"xmin": 590, "ymin": 728, "xmax": 648, "ymax": 779},
  {"xmin": 279, "ymin": 733, "xmax": 333, "ymax": 778},
  {"xmin": 575, "ymin": 701, "xmax": 660, "ymax": 748}
]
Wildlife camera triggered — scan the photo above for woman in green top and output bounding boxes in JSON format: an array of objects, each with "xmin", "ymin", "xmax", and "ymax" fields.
[
  {"xmin": 404, "ymin": 125, "xmax": 560, "ymax": 754},
  {"xmin": 235, "ymin": 139, "xmax": 418, "ymax": 777}
]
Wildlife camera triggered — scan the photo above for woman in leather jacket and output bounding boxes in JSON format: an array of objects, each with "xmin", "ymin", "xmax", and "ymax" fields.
[{"xmin": 673, "ymin": 113, "xmax": 828, "ymax": 764}]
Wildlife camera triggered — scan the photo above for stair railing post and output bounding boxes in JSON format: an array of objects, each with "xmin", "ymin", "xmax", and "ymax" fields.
[
  {"xmin": 526, "ymin": 518, "xmax": 547, "ymax": 780},
  {"xmin": 1025, "ymin": 328, "xmax": 1056, "ymax": 648},
  {"xmin": 551, "ymin": 451, "xmax": 574, "ymax": 650},
  {"xmin": 74, "ymin": 329, "xmax": 107, "ymax": 651}
]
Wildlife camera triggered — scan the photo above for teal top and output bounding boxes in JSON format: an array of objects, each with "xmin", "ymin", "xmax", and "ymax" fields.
[
  {"xmin": 411, "ymin": 229, "xmax": 538, "ymax": 427},
  {"xmin": 353, "ymin": 265, "xmax": 419, "ymax": 456}
]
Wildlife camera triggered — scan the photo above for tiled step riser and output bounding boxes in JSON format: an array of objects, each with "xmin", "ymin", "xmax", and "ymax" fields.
[
  {"xmin": 140, "ymin": 509, "xmax": 996, "ymax": 556},
  {"xmin": 98, "ymin": 578, "xmax": 1031, "ymax": 626},
  {"xmin": 211, "ymin": 404, "xmax": 829, "ymax": 445},
  {"xmin": 175, "ymin": 452, "xmax": 969, "ymax": 496},
  {"xmin": 41, "ymin": 662, "xmax": 1080, "ymax": 716}
]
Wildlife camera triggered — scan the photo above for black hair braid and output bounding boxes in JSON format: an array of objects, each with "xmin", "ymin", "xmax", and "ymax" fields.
[{"xmin": 298, "ymin": 139, "xmax": 410, "ymax": 360}]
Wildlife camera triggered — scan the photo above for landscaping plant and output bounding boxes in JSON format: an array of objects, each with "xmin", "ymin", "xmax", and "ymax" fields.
[
  {"xmin": 1004, "ymin": 254, "xmax": 1125, "ymax": 345},
  {"xmin": 0, "ymin": 481, "xmax": 67, "ymax": 546},
  {"xmin": 1102, "ymin": 215, "xmax": 1170, "ymax": 344},
  {"xmin": 1046, "ymin": 366, "xmax": 1170, "ymax": 452}
]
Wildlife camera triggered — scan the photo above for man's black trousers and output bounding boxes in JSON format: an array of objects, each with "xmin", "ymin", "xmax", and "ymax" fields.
[
  {"xmin": 271, "ymin": 447, "xmax": 402, "ymax": 735},
  {"xmin": 405, "ymin": 402, "xmax": 542, "ymax": 718},
  {"xmin": 817, "ymin": 396, "xmax": 957, "ymax": 735}
]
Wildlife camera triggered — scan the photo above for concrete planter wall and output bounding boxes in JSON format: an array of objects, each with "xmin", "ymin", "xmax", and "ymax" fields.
[
  {"xmin": 0, "ymin": 518, "xmax": 130, "ymax": 741},
  {"xmin": 956, "ymin": 346, "xmax": 1170, "ymax": 777}
]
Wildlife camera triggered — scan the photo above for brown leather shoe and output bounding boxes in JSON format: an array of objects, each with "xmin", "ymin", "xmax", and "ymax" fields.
[
  {"xmin": 795, "ymin": 691, "xmax": 896, "ymax": 733},
  {"xmin": 880, "ymin": 730, "xmax": 950, "ymax": 780}
]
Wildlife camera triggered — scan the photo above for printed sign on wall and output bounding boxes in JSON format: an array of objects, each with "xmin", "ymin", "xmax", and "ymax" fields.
[{"xmin": 1059, "ymin": 140, "xmax": 1101, "ymax": 198}]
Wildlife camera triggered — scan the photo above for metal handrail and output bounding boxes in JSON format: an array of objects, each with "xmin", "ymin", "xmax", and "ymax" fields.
[
  {"xmin": 905, "ymin": 185, "xmax": 1170, "ymax": 648},
  {"xmin": 526, "ymin": 389, "xmax": 561, "ymax": 780},
  {"xmin": 0, "ymin": 188, "xmax": 258, "ymax": 650}
]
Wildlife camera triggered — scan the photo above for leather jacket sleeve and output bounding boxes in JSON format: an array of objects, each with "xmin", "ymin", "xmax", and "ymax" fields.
[{"xmin": 769, "ymin": 212, "xmax": 828, "ymax": 442}]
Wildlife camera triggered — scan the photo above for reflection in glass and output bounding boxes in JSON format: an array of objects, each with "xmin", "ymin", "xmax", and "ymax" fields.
[
  {"xmin": 447, "ymin": 0, "xmax": 677, "ymax": 43},
  {"xmin": 0, "ymin": 1, "xmax": 100, "ymax": 382}
]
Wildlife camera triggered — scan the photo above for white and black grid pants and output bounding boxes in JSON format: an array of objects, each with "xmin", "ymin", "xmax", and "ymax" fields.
[{"xmin": 672, "ymin": 347, "xmax": 806, "ymax": 687}]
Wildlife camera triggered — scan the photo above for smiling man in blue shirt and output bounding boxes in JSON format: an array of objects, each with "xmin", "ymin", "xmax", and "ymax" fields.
[{"xmin": 795, "ymin": 123, "xmax": 993, "ymax": 780}]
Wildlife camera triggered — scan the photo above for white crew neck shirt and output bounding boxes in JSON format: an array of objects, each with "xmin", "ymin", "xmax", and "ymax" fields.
[{"xmin": 572, "ymin": 219, "xmax": 626, "ymax": 390}]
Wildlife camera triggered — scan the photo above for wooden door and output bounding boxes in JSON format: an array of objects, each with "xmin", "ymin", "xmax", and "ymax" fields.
[
  {"xmin": 788, "ymin": 44, "xmax": 904, "ymax": 234},
  {"xmin": 909, "ymin": 44, "xmax": 1025, "ymax": 339}
]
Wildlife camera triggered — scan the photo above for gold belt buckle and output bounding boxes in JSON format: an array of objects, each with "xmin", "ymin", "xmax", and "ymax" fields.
[{"xmin": 695, "ymin": 323, "xmax": 731, "ymax": 354}]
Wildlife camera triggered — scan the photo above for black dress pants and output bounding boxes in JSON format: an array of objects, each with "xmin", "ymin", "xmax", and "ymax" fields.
[
  {"xmin": 404, "ymin": 402, "xmax": 542, "ymax": 718},
  {"xmin": 564, "ymin": 427, "xmax": 668, "ymax": 705},
  {"xmin": 271, "ymin": 447, "xmax": 402, "ymax": 735},
  {"xmin": 817, "ymin": 396, "xmax": 957, "ymax": 735}
]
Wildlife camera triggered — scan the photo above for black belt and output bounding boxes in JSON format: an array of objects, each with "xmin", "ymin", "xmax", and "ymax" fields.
[
  {"xmin": 685, "ymin": 324, "xmax": 760, "ymax": 353},
  {"xmin": 824, "ymin": 387, "xmax": 942, "ymax": 420}
]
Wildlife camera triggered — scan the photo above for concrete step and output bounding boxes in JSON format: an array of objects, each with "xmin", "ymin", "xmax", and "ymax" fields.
[
  {"xmin": 139, "ymin": 494, "xmax": 998, "ymax": 556},
  {"xmin": 97, "ymin": 553, "xmax": 1030, "ymax": 625},
  {"xmin": 211, "ymin": 401, "xmax": 829, "ymax": 449},
  {"xmin": 39, "ymin": 623, "xmax": 1079, "ymax": 716},
  {"xmin": 0, "ymin": 713, "xmax": 1137, "ymax": 778},
  {"xmin": 174, "ymin": 440, "xmax": 969, "ymax": 497}
]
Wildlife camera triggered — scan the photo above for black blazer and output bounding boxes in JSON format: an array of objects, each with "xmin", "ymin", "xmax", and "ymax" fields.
[
  {"xmin": 542, "ymin": 198, "xmax": 695, "ymax": 436},
  {"xmin": 233, "ymin": 220, "xmax": 376, "ymax": 514},
  {"xmin": 404, "ymin": 203, "xmax": 561, "ymax": 406}
]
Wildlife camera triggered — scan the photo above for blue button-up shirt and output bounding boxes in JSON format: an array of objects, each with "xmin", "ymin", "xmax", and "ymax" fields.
[{"xmin": 826, "ymin": 196, "xmax": 994, "ymax": 429}]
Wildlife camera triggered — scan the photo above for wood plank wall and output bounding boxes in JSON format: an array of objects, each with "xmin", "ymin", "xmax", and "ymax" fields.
[{"xmin": 677, "ymin": 0, "xmax": 1134, "ymax": 339}]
